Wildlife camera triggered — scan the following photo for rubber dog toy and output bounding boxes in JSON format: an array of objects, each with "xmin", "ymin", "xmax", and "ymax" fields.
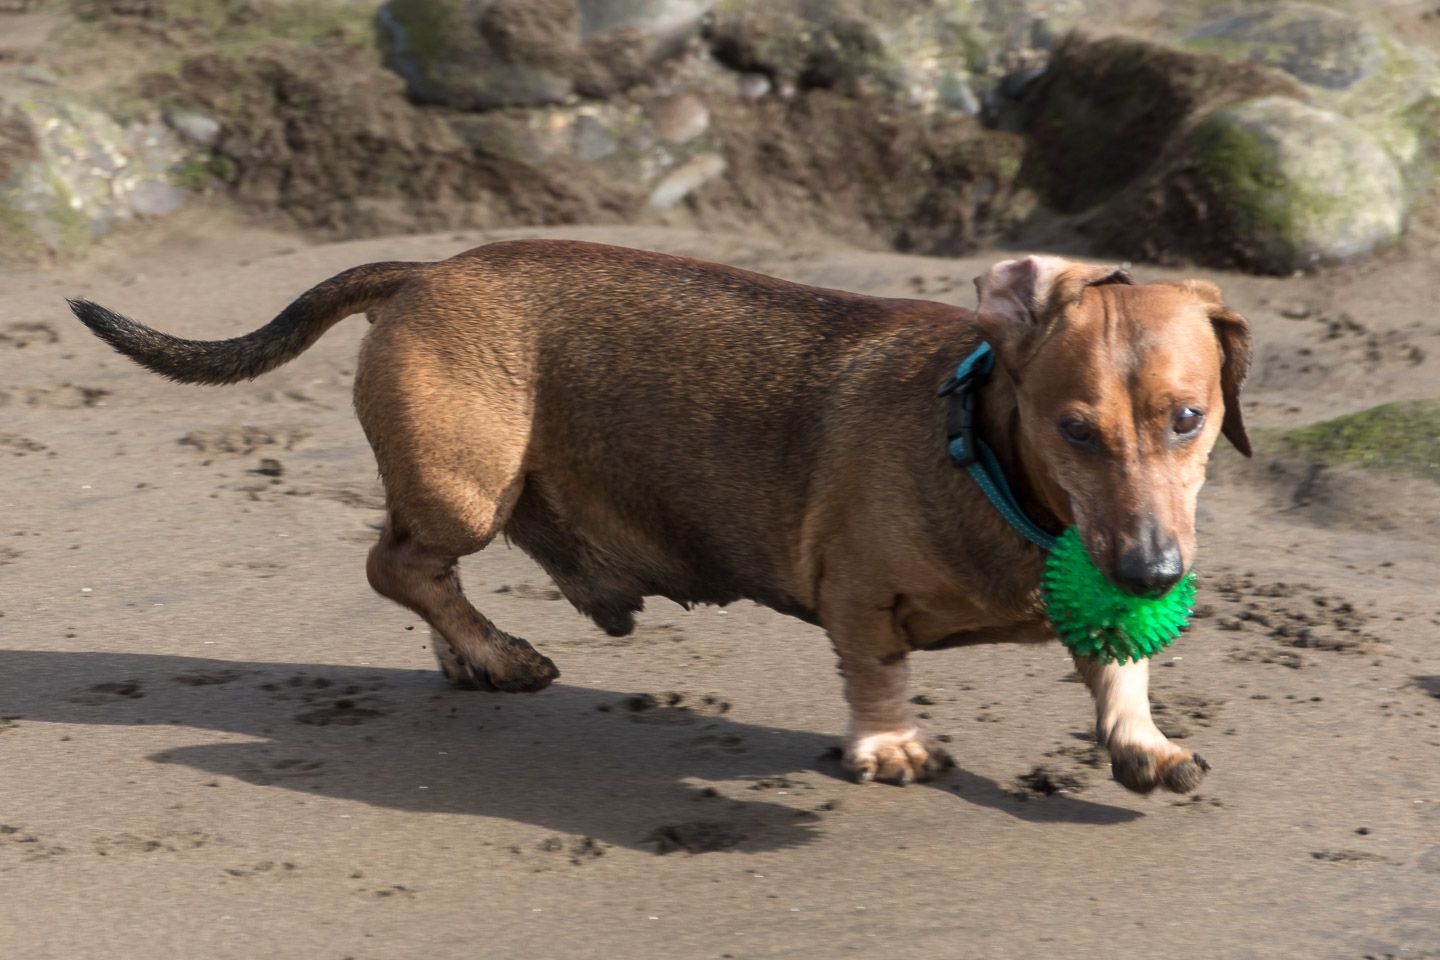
[{"xmin": 1041, "ymin": 528, "xmax": 1195, "ymax": 665}]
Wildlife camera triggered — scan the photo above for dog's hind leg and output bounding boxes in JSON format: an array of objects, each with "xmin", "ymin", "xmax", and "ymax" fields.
[
  {"xmin": 367, "ymin": 502, "xmax": 560, "ymax": 693},
  {"xmin": 355, "ymin": 331, "xmax": 558, "ymax": 692}
]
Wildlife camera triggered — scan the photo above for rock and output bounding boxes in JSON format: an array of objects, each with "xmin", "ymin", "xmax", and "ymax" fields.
[
  {"xmin": 647, "ymin": 151, "xmax": 724, "ymax": 208},
  {"xmin": 0, "ymin": 91, "xmax": 192, "ymax": 260},
  {"xmin": 166, "ymin": 110, "xmax": 222, "ymax": 147},
  {"xmin": 18, "ymin": 65, "xmax": 60, "ymax": 87},
  {"xmin": 570, "ymin": 112, "xmax": 619, "ymax": 160},
  {"xmin": 1186, "ymin": 3, "xmax": 1385, "ymax": 92},
  {"xmin": 378, "ymin": 0, "xmax": 713, "ymax": 110},
  {"xmin": 1103, "ymin": 96, "xmax": 1406, "ymax": 274},
  {"xmin": 379, "ymin": 0, "xmax": 578, "ymax": 110},
  {"xmin": 577, "ymin": 0, "xmax": 710, "ymax": 47},
  {"xmin": 127, "ymin": 180, "xmax": 187, "ymax": 217},
  {"xmin": 648, "ymin": 93, "xmax": 708, "ymax": 143},
  {"xmin": 734, "ymin": 70, "xmax": 770, "ymax": 99},
  {"xmin": 936, "ymin": 70, "xmax": 980, "ymax": 115},
  {"xmin": 1184, "ymin": 3, "xmax": 1440, "ymax": 176},
  {"xmin": 702, "ymin": 0, "xmax": 999, "ymax": 115}
]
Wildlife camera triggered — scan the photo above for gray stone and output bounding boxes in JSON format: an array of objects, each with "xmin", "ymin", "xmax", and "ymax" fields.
[
  {"xmin": 1419, "ymin": 846, "xmax": 1440, "ymax": 874},
  {"xmin": 379, "ymin": 0, "xmax": 713, "ymax": 111},
  {"xmin": 936, "ymin": 70, "xmax": 980, "ymax": 115},
  {"xmin": 128, "ymin": 180, "xmax": 187, "ymax": 218},
  {"xmin": 1184, "ymin": 3, "xmax": 1440, "ymax": 175},
  {"xmin": 570, "ymin": 112, "xmax": 619, "ymax": 160},
  {"xmin": 577, "ymin": 0, "xmax": 710, "ymax": 44},
  {"xmin": 18, "ymin": 65, "xmax": 59, "ymax": 87},
  {"xmin": 647, "ymin": 152, "xmax": 724, "ymax": 208},
  {"xmin": 1187, "ymin": 3, "xmax": 1385, "ymax": 92},
  {"xmin": 703, "ymin": 1, "xmax": 1003, "ymax": 114},
  {"xmin": 734, "ymin": 70, "xmax": 771, "ymax": 100},
  {"xmin": 167, "ymin": 110, "xmax": 222, "ymax": 147},
  {"xmin": 1171, "ymin": 96, "xmax": 1405, "ymax": 272}
]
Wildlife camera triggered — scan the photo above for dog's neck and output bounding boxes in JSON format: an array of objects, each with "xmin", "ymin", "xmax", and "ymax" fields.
[{"xmin": 977, "ymin": 367, "xmax": 1068, "ymax": 538}]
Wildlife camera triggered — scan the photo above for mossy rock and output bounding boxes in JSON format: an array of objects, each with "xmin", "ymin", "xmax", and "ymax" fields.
[
  {"xmin": 1183, "ymin": 3, "xmax": 1440, "ymax": 180},
  {"xmin": 1177, "ymin": 97, "xmax": 1403, "ymax": 271},
  {"xmin": 0, "ymin": 91, "xmax": 192, "ymax": 262},
  {"xmin": 1096, "ymin": 96, "xmax": 1406, "ymax": 274},
  {"xmin": 1281, "ymin": 400, "xmax": 1440, "ymax": 482}
]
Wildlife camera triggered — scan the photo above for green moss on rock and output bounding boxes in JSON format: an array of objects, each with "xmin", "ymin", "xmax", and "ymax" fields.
[
  {"xmin": 1181, "ymin": 97, "xmax": 1403, "ymax": 271},
  {"xmin": 1281, "ymin": 400, "xmax": 1440, "ymax": 481}
]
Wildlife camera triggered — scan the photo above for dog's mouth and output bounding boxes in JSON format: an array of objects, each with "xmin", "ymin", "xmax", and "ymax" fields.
[{"xmin": 1074, "ymin": 524, "xmax": 1189, "ymax": 599}]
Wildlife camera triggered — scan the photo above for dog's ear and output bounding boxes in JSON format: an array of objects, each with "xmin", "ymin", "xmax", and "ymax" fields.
[
  {"xmin": 973, "ymin": 256, "xmax": 1132, "ymax": 367},
  {"xmin": 1175, "ymin": 280, "xmax": 1254, "ymax": 457},
  {"xmin": 1210, "ymin": 305, "xmax": 1254, "ymax": 457}
]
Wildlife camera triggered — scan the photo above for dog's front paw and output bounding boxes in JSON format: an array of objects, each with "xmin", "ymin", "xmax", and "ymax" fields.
[
  {"xmin": 1109, "ymin": 741, "xmax": 1210, "ymax": 795},
  {"xmin": 844, "ymin": 728, "xmax": 953, "ymax": 785}
]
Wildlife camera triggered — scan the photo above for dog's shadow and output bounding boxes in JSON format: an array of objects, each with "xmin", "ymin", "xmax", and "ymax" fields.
[{"xmin": 3, "ymin": 649, "xmax": 1141, "ymax": 853}]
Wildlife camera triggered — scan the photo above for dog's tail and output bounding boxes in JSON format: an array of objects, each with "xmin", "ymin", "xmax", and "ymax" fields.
[{"xmin": 67, "ymin": 261, "xmax": 425, "ymax": 385}]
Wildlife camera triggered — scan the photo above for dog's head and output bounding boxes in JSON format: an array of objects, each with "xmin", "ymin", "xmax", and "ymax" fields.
[{"xmin": 974, "ymin": 255, "xmax": 1252, "ymax": 596}]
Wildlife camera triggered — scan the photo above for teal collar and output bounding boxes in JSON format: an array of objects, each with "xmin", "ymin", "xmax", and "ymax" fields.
[{"xmin": 939, "ymin": 343, "xmax": 1058, "ymax": 551}]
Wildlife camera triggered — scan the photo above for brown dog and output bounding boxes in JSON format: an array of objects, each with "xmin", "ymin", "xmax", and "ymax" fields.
[{"xmin": 69, "ymin": 241, "xmax": 1250, "ymax": 793}]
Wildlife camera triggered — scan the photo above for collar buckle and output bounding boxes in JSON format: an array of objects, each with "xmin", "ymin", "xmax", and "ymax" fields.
[{"xmin": 942, "ymin": 342, "xmax": 995, "ymax": 469}]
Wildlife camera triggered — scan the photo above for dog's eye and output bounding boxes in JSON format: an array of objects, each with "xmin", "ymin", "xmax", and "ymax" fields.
[
  {"xmin": 1059, "ymin": 418, "xmax": 1095, "ymax": 447},
  {"xmin": 1173, "ymin": 408, "xmax": 1204, "ymax": 436}
]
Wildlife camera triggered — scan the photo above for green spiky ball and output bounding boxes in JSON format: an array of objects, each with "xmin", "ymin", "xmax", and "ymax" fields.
[{"xmin": 1042, "ymin": 528, "xmax": 1196, "ymax": 664}]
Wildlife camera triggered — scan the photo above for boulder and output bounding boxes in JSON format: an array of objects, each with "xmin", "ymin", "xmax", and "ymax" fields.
[
  {"xmin": 0, "ymin": 91, "xmax": 190, "ymax": 261},
  {"xmin": 378, "ymin": 0, "xmax": 713, "ymax": 110},
  {"xmin": 1186, "ymin": 3, "xmax": 1385, "ymax": 91},
  {"xmin": 1184, "ymin": 3, "xmax": 1440, "ymax": 176},
  {"xmin": 1101, "ymin": 96, "xmax": 1406, "ymax": 274},
  {"xmin": 703, "ymin": 0, "xmax": 1018, "ymax": 114}
]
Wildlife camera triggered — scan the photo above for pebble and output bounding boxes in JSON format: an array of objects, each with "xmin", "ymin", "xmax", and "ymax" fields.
[
  {"xmin": 648, "ymin": 153, "xmax": 726, "ymax": 209},
  {"xmin": 167, "ymin": 110, "xmax": 222, "ymax": 147},
  {"xmin": 735, "ymin": 71, "xmax": 771, "ymax": 100},
  {"xmin": 649, "ymin": 94, "xmax": 709, "ymax": 145}
]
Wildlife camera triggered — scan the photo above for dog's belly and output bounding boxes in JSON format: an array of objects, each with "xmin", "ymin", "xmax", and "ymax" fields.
[
  {"xmin": 896, "ymin": 589, "xmax": 1049, "ymax": 652},
  {"xmin": 916, "ymin": 621, "xmax": 1053, "ymax": 650},
  {"xmin": 503, "ymin": 477, "xmax": 818, "ymax": 636}
]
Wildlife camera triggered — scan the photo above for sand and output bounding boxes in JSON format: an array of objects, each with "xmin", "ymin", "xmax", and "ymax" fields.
[{"xmin": 2, "ymin": 208, "xmax": 1438, "ymax": 959}]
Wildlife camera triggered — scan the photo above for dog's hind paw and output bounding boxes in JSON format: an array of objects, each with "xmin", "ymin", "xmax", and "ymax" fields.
[
  {"xmin": 844, "ymin": 728, "xmax": 954, "ymax": 786},
  {"xmin": 453, "ymin": 654, "xmax": 560, "ymax": 693},
  {"xmin": 432, "ymin": 631, "xmax": 560, "ymax": 694}
]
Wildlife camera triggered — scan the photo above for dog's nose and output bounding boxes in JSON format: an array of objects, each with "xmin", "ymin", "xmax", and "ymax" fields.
[{"xmin": 1114, "ymin": 540, "xmax": 1184, "ymax": 597}]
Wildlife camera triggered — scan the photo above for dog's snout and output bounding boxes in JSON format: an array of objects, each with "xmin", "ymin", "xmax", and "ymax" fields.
[{"xmin": 1114, "ymin": 536, "xmax": 1184, "ymax": 597}]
